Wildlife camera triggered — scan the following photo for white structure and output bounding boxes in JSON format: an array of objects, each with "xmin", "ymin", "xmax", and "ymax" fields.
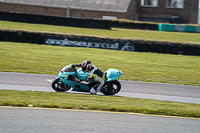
[{"xmin": 199, "ymin": 0, "xmax": 200, "ymax": 24}]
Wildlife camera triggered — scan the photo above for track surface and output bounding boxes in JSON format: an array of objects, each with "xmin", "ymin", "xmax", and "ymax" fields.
[
  {"xmin": 0, "ymin": 107, "xmax": 200, "ymax": 133},
  {"xmin": 1, "ymin": 72, "xmax": 200, "ymax": 133},
  {"xmin": 0, "ymin": 72, "xmax": 200, "ymax": 103}
]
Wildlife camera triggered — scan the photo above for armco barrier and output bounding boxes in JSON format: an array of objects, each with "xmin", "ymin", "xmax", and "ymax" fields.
[
  {"xmin": 0, "ymin": 29, "xmax": 199, "ymax": 56},
  {"xmin": 159, "ymin": 24, "xmax": 175, "ymax": 32},
  {"xmin": 185, "ymin": 25, "xmax": 196, "ymax": 32},
  {"xmin": 196, "ymin": 26, "xmax": 200, "ymax": 33},
  {"xmin": 175, "ymin": 25, "xmax": 185, "ymax": 32},
  {"xmin": 159, "ymin": 24, "xmax": 200, "ymax": 33},
  {"xmin": 0, "ymin": 11, "xmax": 111, "ymax": 30}
]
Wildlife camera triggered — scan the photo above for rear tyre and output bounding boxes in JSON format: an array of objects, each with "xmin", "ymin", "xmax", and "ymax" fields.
[
  {"xmin": 100, "ymin": 80, "xmax": 121, "ymax": 95},
  {"xmin": 51, "ymin": 78, "xmax": 71, "ymax": 92}
]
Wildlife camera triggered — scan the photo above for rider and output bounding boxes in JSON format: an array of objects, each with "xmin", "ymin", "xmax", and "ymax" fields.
[
  {"xmin": 81, "ymin": 60, "xmax": 105, "ymax": 95},
  {"xmin": 71, "ymin": 63, "xmax": 81, "ymax": 69}
]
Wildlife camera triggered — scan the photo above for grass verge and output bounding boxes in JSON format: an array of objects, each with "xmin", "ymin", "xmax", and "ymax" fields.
[
  {"xmin": 0, "ymin": 90, "xmax": 200, "ymax": 118},
  {"xmin": 1, "ymin": 42, "xmax": 200, "ymax": 86},
  {"xmin": 0, "ymin": 20, "xmax": 200, "ymax": 44}
]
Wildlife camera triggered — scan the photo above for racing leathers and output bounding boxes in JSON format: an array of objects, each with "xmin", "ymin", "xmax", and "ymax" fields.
[
  {"xmin": 71, "ymin": 63, "xmax": 82, "ymax": 82},
  {"xmin": 88, "ymin": 65, "xmax": 105, "ymax": 94}
]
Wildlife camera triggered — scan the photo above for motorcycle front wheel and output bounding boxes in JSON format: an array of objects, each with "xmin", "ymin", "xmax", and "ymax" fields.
[
  {"xmin": 52, "ymin": 78, "xmax": 71, "ymax": 92},
  {"xmin": 100, "ymin": 80, "xmax": 121, "ymax": 95}
]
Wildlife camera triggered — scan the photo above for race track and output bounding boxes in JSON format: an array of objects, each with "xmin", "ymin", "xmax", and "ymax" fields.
[
  {"xmin": 0, "ymin": 72, "xmax": 200, "ymax": 133},
  {"xmin": 0, "ymin": 72, "xmax": 200, "ymax": 104}
]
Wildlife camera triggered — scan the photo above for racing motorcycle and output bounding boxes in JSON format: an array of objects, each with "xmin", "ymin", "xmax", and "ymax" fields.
[{"xmin": 51, "ymin": 64, "xmax": 123, "ymax": 95}]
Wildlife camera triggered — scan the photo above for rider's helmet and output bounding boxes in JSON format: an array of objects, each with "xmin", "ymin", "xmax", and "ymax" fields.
[{"xmin": 81, "ymin": 60, "xmax": 92, "ymax": 73}]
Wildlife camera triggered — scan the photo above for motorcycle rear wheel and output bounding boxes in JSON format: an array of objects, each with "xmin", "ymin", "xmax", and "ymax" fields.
[
  {"xmin": 52, "ymin": 78, "xmax": 71, "ymax": 92},
  {"xmin": 100, "ymin": 80, "xmax": 121, "ymax": 95}
]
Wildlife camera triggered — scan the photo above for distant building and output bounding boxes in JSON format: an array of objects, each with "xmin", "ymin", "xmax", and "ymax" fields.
[
  {"xmin": 198, "ymin": 1, "xmax": 200, "ymax": 24},
  {"xmin": 0, "ymin": 0, "xmax": 199, "ymax": 24},
  {"xmin": 136, "ymin": 0, "xmax": 199, "ymax": 24}
]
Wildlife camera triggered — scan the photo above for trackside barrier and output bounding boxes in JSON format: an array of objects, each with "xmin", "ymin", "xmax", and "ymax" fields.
[
  {"xmin": 185, "ymin": 25, "xmax": 196, "ymax": 32},
  {"xmin": 0, "ymin": 11, "xmax": 111, "ymax": 30},
  {"xmin": 111, "ymin": 21, "xmax": 158, "ymax": 30},
  {"xmin": 175, "ymin": 25, "xmax": 185, "ymax": 32},
  {"xmin": 158, "ymin": 24, "xmax": 175, "ymax": 32},
  {"xmin": 0, "ymin": 29, "xmax": 199, "ymax": 56},
  {"xmin": 159, "ymin": 24, "xmax": 200, "ymax": 33},
  {"xmin": 196, "ymin": 26, "xmax": 200, "ymax": 32},
  {"xmin": 0, "ymin": 11, "xmax": 159, "ymax": 31}
]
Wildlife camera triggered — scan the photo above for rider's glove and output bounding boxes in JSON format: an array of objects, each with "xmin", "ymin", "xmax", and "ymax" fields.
[{"xmin": 72, "ymin": 63, "xmax": 81, "ymax": 68}]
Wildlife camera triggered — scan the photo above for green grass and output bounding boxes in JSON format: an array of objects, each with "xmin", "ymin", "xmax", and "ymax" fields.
[
  {"xmin": 1, "ymin": 41, "xmax": 200, "ymax": 86},
  {"xmin": 0, "ymin": 90, "xmax": 200, "ymax": 118},
  {"xmin": 0, "ymin": 20, "xmax": 200, "ymax": 44}
]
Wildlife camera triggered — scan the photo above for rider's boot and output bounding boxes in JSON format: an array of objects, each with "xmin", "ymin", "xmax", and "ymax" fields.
[
  {"xmin": 90, "ymin": 87, "xmax": 97, "ymax": 95},
  {"xmin": 89, "ymin": 84, "xmax": 99, "ymax": 95}
]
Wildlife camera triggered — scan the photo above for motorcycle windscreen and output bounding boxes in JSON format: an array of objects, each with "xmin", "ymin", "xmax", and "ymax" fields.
[
  {"xmin": 61, "ymin": 64, "xmax": 75, "ymax": 72},
  {"xmin": 105, "ymin": 69, "xmax": 123, "ymax": 81}
]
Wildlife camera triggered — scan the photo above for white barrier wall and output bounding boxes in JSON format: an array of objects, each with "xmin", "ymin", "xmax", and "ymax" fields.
[
  {"xmin": 175, "ymin": 25, "xmax": 185, "ymax": 32},
  {"xmin": 196, "ymin": 26, "xmax": 200, "ymax": 33}
]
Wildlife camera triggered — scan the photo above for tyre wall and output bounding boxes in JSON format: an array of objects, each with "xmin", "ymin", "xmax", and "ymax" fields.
[
  {"xmin": 0, "ymin": 11, "xmax": 111, "ymax": 30},
  {"xmin": 0, "ymin": 29, "xmax": 199, "ymax": 56},
  {"xmin": 111, "ymin": 21, "xmax": 158, "ymax": 30}
]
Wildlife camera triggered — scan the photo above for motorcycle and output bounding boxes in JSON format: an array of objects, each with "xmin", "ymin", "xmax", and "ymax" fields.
[{"xmin": 51, "ymin": 64, "xmax": 123, "ymax": 95}]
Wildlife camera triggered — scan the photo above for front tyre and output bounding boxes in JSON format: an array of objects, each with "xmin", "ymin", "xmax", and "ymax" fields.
[
  {"xmin": 100, "ymin": 80, "xmax": 121, "ymax": 95},
  {"xmin": 52, "ymin": 78, "xmax": 71, "ymax": 92}
]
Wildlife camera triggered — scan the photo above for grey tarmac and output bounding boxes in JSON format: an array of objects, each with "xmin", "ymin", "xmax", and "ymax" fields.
[
  {"xmin": 0, "ymin": 107, "xmax": 200, "ymax": 133},
  {"xmin": 0, "ymin": 72, "xmax": 200, "ymax": 103}
]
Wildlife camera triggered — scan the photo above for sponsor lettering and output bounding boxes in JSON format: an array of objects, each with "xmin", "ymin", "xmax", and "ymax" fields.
[{"xmin": 45, "ymin": 38, "xmax": 135, "ymax": 51}]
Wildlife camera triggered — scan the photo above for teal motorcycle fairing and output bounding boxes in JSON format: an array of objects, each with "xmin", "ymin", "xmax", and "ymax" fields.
[
  {"xmin": 57, "ymin": 64, "xmax": 123, "ymax": 93},
  {"xmin": 105, "ymin": 69, "xmax": 123, "ymax": 82}
]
